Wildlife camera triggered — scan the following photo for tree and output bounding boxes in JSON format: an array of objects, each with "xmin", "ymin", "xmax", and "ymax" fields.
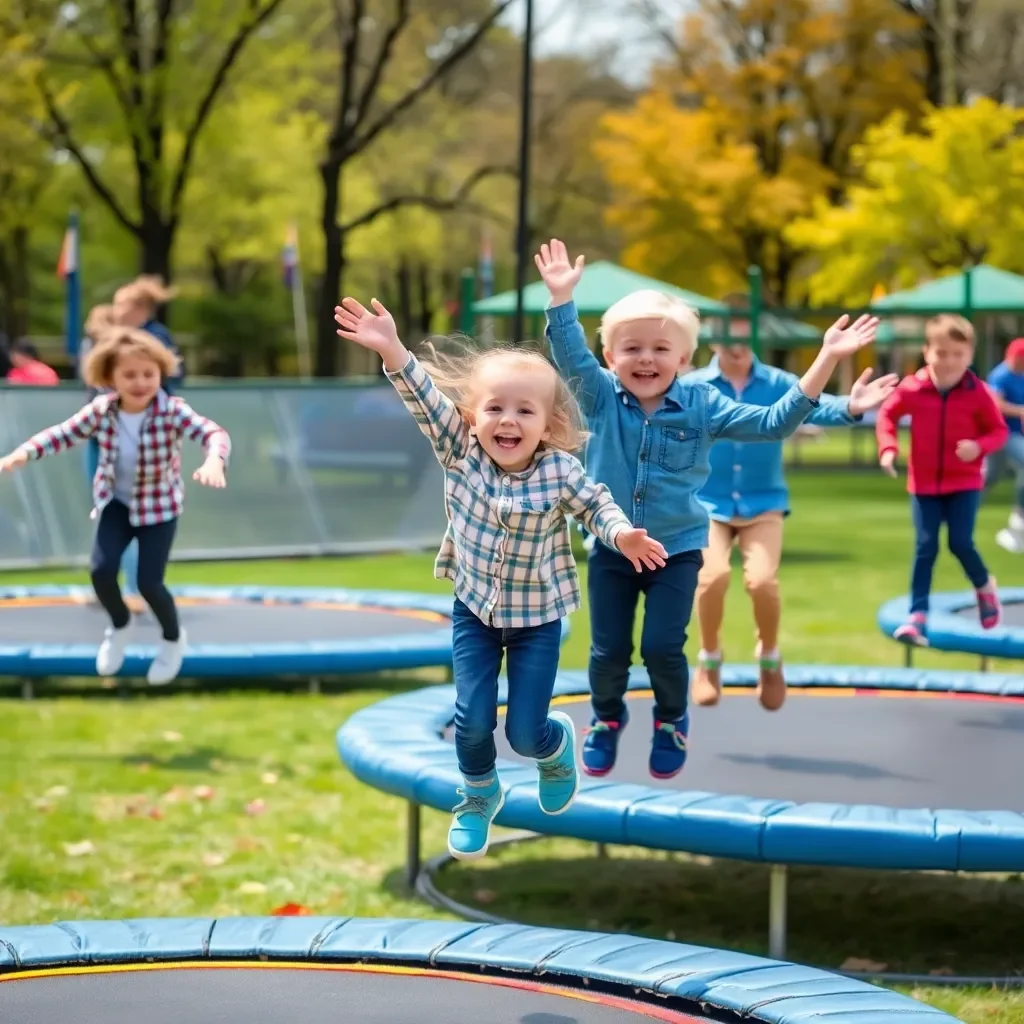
[
  {"xmin": 785, "ymin": 100, "xmax": 1024, "ymax": 304},
  {"xmin": 5, "ymin": 0, "xmax": 289, "ymax": 288},
  {"xmin": 310, "ymin": 0, "xmax": 518, "ymax": 377},
  {"xmin": 602, "ymin": 0, "xmax": 924, "ymax": 301}
]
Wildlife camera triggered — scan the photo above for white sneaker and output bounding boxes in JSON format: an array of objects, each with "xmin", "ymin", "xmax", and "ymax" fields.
[
  {"xmin": 996, "ymin": 528, "xmax": 1024, "ymax": 555},
  {"xmin": 1009, "ymin": 510, "xmax": 1024, "ymax": 533},
  {"xmin": 147, "ymin": 629, "xmax": 187, "ymax": 686},
  {"xmin": 96, "ymin": 621, "xmax": 134, "ymax": 676}
]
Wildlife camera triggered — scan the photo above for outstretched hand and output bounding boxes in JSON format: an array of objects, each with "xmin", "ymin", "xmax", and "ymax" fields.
[
  {"xmin": 822, "ymin": 314, "xmax": 880, "ymax": 359},
  {"xmin": 615, "ymin": 527, "xmax": 668, "ymax": 573},
  {"xmin": 535, "ymin": 239, "xmax": 585, "ymax": 306},
  {"xmin": 193, "ymin": 457, "xmax": 226, "ymax": 489},
  {"xmin": 335, "ymin": 297, "xmax": 403, "ymax": 359},
  {"xmin": 848, "ymin": 368, "xmax": 899, "ymax": 417},
  {"xmin": 879, "ymin": 450, "xmax": 898, "ymax": 478},
  {"xmin": 0, "ymin": 450, "xmax": 27, "ymax": 474}
]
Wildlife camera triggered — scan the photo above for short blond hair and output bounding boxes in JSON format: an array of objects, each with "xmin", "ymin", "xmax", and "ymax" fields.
[
  {"xmin": 116, "ymin": 274, "xmax": 177, "ymax": 316},
  {"xmin": 600, "ymin": 290, "xmax": 701, "ymax": 359},
  {"xmin": 419, "ymin": 339, "xmax": 588, "ymax": 454},
  {"xmin": 83, "ymin": 327, "xmax": 181, "ymax": 390},
  {"xmin": 925, "ymin": 313, "xmax": 975, "ymax": 348},
  {"xmin": 84, "ymin": 303, "xmax": 116, "ymax": 339}
]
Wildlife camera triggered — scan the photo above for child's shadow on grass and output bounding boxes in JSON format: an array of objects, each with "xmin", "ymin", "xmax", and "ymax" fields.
[{"xmin": 62, "ymin": 746, "xmax": 254, "ymax": 773}]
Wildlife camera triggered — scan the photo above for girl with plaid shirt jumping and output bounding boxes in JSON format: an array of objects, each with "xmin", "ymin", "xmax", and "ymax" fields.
[
  {"xmin": 335, "ymin": 296, "xmax": 667, "ymax": 862},
  {"xmin": 0, "ymin": 327, "xmax": 231, "ymax": 685}
]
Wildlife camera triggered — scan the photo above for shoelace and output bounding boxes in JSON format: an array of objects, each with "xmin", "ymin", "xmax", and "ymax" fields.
[
  {"xmin": 453, "ymin": 789, "xmax": 495, "ymax": 818},
  {"xmin": 583, "ymin": 720, "xmax": 618, "ymax": 738},
  {"xmin": 537, "ymin": 759, "xmax": 574, "ymax": 780},
  {"xmin": 654, "ymin": 722, "xmax": 687, "ymax": 751}
]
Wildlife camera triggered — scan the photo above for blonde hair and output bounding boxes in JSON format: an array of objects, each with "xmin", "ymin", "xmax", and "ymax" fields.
[
  {"xmin": 116, "ymin": 274, "xmax": 177, "ymax": 315},
  {"xmin": 84, "ymin": 303, "xmax": 116, "ymax": 339},
  {"xmin": 925, "ymin": 313, "xmax": 975, "ymax": 348},
  {"xmin": 83, "ymin": 326, "xmax": 181, "ymax": 390},
  {"xmin": 600, "ymin": 290, "xmax": 701, "ymax": 359},
  {"xmin": 418, "ymin": 338, "xmax": 588, "ymax": 454}
]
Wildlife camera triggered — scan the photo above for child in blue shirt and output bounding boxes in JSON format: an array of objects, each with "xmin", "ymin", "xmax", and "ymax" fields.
[
  {"xmin": 537, "ymin": 239, "xmax": 880, "ymax": 779},
  {"xmin": 688, "ymin": 343, "xmax": 897, "ymax": 710}
]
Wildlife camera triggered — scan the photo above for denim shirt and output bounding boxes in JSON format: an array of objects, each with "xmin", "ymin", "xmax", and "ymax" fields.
[
  {"xmin": 545, "ymin": 301, "xmax": 820, "ymax": 555},
  {"xmin": 687, "ymin": 355, "xmax": 857, "ymax": 522}
]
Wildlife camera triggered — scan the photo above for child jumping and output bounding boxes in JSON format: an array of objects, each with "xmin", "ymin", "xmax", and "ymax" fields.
[
  {"xmin": 537, "ymin": 238, "xmax": 879, "ymax": 780},
  {"xmin": 689, "ymin": 342, "xmax": 897, "ymax": 710},
  {"xmin": 876, "ymin": 314, "xmax": 1007, "ymax": 644},
  {"xmin": 334, "ymin": 295, "xmax": 667, "ymax": 861},
  {"xmin": 0, "ymin": 327, "xmax": 230, "ymax": 685}
]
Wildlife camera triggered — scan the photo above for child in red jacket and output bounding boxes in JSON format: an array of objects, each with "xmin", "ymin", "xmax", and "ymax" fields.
[{"xmin": 876, "ymin": 314, "xmax": 1008, "ymax": 645}]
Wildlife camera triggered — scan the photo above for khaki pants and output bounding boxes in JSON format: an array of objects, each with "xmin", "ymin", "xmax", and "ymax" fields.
[{"xmin": 696, "ymin": 512, "xmax": 784, "ymax": 653}]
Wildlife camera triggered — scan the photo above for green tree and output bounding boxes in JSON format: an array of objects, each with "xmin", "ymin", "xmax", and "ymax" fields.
[{"xmin": 785, "ymin": 100, "xmax": 1024, "ymax": 303}]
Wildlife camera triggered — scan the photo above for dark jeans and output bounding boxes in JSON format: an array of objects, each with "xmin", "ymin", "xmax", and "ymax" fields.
[
  {"xmin": 451, "ymin": 597, "xmax": 563, "ymax": 780},
  {"xmin": 587, "ymin": 541, "xmax": 702, "ymax": 724},
  {"xmin": 910, "ymin": 490, "xmax": 989, "ymax": 614},
  {"xmin": 90, "ymin": 500, "xmax": 180, "ymax": 640},
  {"xmin": 85, "ymin": 440, "xmax": 139, "ymax": 594}
]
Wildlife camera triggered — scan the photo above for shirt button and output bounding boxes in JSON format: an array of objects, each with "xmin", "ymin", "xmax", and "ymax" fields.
[{"xmin": 502, "ymin": 475, "xmax": 510, "ymax": 485}]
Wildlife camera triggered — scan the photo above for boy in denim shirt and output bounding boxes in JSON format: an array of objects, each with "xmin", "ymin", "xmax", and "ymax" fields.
[{"xmin": 537, "ymin": 239, "xmax": 880, "ymax": 779}]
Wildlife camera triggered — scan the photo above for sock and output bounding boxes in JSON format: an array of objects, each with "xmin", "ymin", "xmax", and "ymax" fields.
[
  {"xmin": 759, "ymin": 647, "xmax": 780, "ymax": 662},
  {"xmin": 464, "ymin": 775, "xmax": 496, "ymax": 789},
  {"xmin": 699, "ymin": 649, "xmax": 721, "ymax": 662}
]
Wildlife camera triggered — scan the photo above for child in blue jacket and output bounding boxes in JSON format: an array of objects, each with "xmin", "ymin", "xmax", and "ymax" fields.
[{"xmin": 537, "ymin": 239, "xmax": 880, "ymax": 779}]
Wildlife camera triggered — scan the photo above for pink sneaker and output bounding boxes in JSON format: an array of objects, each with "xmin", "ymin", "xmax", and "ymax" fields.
[
  {"xmin": 977, "ymin": 582, "xmax": 1002, "ymax": 630},
  {"xmin": 893, "ymin": 612, "xmax": 928, "ymax": 646}
]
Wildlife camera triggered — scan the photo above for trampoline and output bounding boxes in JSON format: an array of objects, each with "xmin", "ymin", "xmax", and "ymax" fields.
[
  {"xmin": 0, "ymin": 916, "xmax": 956, "ymax": 1023},
  {"xmin": 0, "ymin": 584, "xmax": 465, "ymax": 683},
  {"xmin": 878, "ymin": 587, "xmax": 1024, "ymax": 664},
  {"xmin": 337, "ymin": 664, "xmax": 1024, "ymax": 958}
]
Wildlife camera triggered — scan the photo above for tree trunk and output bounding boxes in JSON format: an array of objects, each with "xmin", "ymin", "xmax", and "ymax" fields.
[
  {"xmin": 0, "ymin": 227, "xmax": 31, "ymax": 340},
  {"xmin": 396, "ymin": 258, "xmax": 413, "ymax": 339},
  {"xmin": 316, "ymin": 161, "xmax": 344, "ymax": 378},
  {"xmin": 417, "ymin": 262, "xmax": 433, "ymax": 338}
]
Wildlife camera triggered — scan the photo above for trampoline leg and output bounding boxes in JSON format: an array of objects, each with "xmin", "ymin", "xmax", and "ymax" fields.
[
  {"xmin": 20, "ymin": 678, "xmax": 33, "ymax": 701},
  {"xmin": 308, "ymin": 677, "xmax": 322, "ymax": 695},
  {"xmin": 980, "ymin": 656, "xmax": 990, "ymax": 673},
  {"xmin": 596, "ymin": 843, "xmax": 608, "ymax": 859},
  {"xmin": 902, "ymin": 645, "xmax": 913, "ymax": 669},
  {"xmin": 768, "ymin": 864, "xmax": 788, "ymax": 960},
  {"xmin": 406, "ymin": 800, "xmax": 421, "ymax": 887}
]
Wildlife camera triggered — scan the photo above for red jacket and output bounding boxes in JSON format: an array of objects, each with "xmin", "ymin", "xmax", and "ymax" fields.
[{"xmin": 876, "ymin": 369, "xmax": 1008, "ymax": 495}]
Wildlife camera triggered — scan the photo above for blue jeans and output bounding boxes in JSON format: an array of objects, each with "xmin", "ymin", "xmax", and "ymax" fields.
[
  {"xmin": 985, "ymin": 433, "xmax": 1024, "ymax": 508},
  {"xmin": 587, "ymin": 541, "xmax": 702, "ymax": 724},
  {"xmin": 910, "ymin": 490, "xmax": 989, "ymax": 613},
  {"xmin": 451, "ymin": 598, "xmax": 563, "ymax": 780},
  {"xmin": 86, "ymin": 440, "xmax": 139, "ymax": 595}
]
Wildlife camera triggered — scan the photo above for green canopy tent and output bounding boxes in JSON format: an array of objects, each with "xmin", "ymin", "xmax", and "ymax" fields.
[{"xmin": 870, "ymin": 264, "xmax": 1024, "ymax": 314}]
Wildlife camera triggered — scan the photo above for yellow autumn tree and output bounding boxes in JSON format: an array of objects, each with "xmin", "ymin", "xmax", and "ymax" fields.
[
  {"xmin": 786, "ymin": 100, "xmax": 1024, "ymax": 304},
  {"xmin": 595, "ymin": 0, "xmax": 924, "ymax": 301}
]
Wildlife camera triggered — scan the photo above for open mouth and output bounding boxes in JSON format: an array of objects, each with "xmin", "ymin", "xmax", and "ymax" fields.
[
  {"xmin": 494, "ymin": 434, "xmax": 521, "ymax": 450},
  {"xmin": 632, "ymin": 371, "xmax": 659, "ymax": 383}
]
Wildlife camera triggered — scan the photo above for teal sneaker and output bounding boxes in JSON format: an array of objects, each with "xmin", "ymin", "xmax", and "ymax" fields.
[
  {"xmin": 447, "ymin": 777, "xmax": 505, "ymax": 861},
  {"xmin": 536, "ymin": 710, "xmax": 579, "ymax": 815}
]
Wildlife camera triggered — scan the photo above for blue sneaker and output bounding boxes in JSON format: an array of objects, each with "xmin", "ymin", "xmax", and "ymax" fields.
[
  {"xmin": 649, "ymin": 713, "xmax": 689, "ymax": 779},
  {"xmin": 447, "ymin": 778, "xmax": 505, "ymax": 861},
  {"xmin": 581, "ymin": 706, "xmax": 629, "ymax": 777},
  {"xmin": 536, "ymin": 711, "xmax": 579, "ymax": 815}
]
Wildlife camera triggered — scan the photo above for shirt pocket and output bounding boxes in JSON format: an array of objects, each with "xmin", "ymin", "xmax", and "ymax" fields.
[{"xmin": 658, "ymin": 425, "xmax": 702, "ymax": 473}]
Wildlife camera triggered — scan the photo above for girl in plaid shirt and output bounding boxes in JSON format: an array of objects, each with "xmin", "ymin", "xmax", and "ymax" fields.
[
  {"xmin": 0, "ymin": 327, "xmax": 230, "ymax": 686},
  {"xmin": 335, "ymin": 296, "xmax": 667, "ymax": 861}
]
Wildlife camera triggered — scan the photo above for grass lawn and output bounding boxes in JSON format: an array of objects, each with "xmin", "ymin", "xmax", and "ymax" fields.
[{"xmin": 1, "ymin": 470, "xmax": 1023, "ymax": 1023}]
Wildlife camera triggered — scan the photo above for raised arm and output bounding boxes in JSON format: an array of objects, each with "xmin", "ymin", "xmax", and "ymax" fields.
[
  {"xmin": 335, "ymin": 297, "xmax": 468, "ymax": 466},
  {"xmin": 16, "ymin": 399, "xmax": 105, "ymax": 460},
  {"xmin": 537, "ymin": 240, "xmax": 614, "ymax": 417},
  {"xmin": 171, "ymin": 398, "xmax": 232, "ymax": 462},
  {"xmin": 805, "ymin": 367, "xmax": 899, "ymax": 427}
]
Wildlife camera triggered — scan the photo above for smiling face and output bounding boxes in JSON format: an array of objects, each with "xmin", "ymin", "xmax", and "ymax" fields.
[
  {"xmin": 468, "ymin": 355, "xmax": 555, "ymax": 471},
  {"xmin": 602, "ymin": 318, "xmax": 693, "ymax": 406},
  {"xmin": 112, "ymin": 350, "xmax": 162, "ymax": 412},
  {"xmin": 923, "ymin": 334, "xmax": 973, "ymax": 390}
]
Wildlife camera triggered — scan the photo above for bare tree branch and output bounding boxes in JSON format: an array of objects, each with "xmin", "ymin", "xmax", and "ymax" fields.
[{"xmin": 351, "ymin": 0, "xmax": 410, "ymax": 137}]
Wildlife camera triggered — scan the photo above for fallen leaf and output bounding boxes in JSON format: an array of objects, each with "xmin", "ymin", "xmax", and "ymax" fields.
[
  {"xmin": 840, "ymin": 957, "xmax": 888, "ymax": 973},
  {"xmin": 234, "ymin": 836, "xmax": 261, "ymax": 852},
  {"xmin": 63, "ymin": 840, "xmax": 95, "ymax": 857},
  {"xmin": 238, "ymin": 881, "xmax": 267, "ymax": 895},
  {"xmin": 473, "ymin": 889, "xmax": 497, "ymax": 904},
  {"xmin": 162, "ymin": 731, "xmax": 183, "ymax": 742},
  {"xmin": 63, "ymin": 891, "xmax": 87, "ymax": 906},
  {"xmin": 245, "ymin": 799, "xmax": 267, "ymax": 817},
  {"xmin": 147, "ymin": 807, "xmax": 165, "ymax": 821},
  {"xmin": 271, "ymin": 903, "xmax": 310, "ymax": 916},
  {"xmin": 260, "ymin": 772, "xmax": 279, "ymax": 786},
  {"xmin": 193, "ymin": 785, "xmax": 215, "ymax": 801},
  {"xmin": 46, "ymin": 785, "xmax": 69, "ymax": 798},
  {"xmin": 124, "ymin": 795, "xmax": 149, "ymax": 817},
  {"xmin": 162, "ymin": 786, "xmax": 190, "ymax": 804},
  {"xmin": 202, "ymin": 853, "xmax": 226, "ymax": 868},
  {"xmin": 33, "ymin": 799, "xmax": 53, "ymax": 813}
]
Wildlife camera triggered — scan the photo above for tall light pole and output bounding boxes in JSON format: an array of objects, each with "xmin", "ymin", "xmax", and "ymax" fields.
[{"xmin": 511, "ymin": 0, "xmax": 534, "ymax": 344}]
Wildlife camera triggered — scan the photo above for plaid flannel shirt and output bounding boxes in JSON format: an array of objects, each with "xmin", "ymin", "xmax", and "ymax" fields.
[
  {"xmin": 19, "ymin": 390, "xmax": 231, "ymax": 527},
  {"xmin": 387, "ymin": 353, "xmax": 633, "ymax": 628}
]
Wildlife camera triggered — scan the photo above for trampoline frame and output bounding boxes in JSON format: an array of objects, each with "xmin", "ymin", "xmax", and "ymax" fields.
[
  {"xmin": 0, "ymin": 915, "xmax": 957, "ymax": 1023},
  {"xmin": 0, "ymin": 584, "xmax": 464, "ymax": 684},
  {"xmin": 337, "ymin": 664, "xmax": 1024, "ymax": 960},
  {"xmin": 878, "ymin": 588, "xmax": 1024, "ymax": 668}
]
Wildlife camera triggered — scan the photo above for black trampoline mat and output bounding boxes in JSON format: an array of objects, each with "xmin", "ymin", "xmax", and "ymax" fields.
[
  {"xmin": 0, "ymin": 965, "xmax": 708, "ymax": 1023},
  {"xmin": 955, "ymin": 599, "xmax": 1024, "ymax": 627},
  {"xmin": 0, "ymin": 601, "xmax": 446, "ymax": 646},
  {"xmin": 485, "ymin": 690, "xmax": 1024, "ymax": 811}
]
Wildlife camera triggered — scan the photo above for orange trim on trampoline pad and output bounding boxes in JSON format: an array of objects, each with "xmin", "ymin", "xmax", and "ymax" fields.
[
  {"xmin": 0, "ymin": 960, "xmax": 702, "ymax": 1022},
  {"xmin": 0, "ymin": 596, "xmax": 449, "ymax": 624}
]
